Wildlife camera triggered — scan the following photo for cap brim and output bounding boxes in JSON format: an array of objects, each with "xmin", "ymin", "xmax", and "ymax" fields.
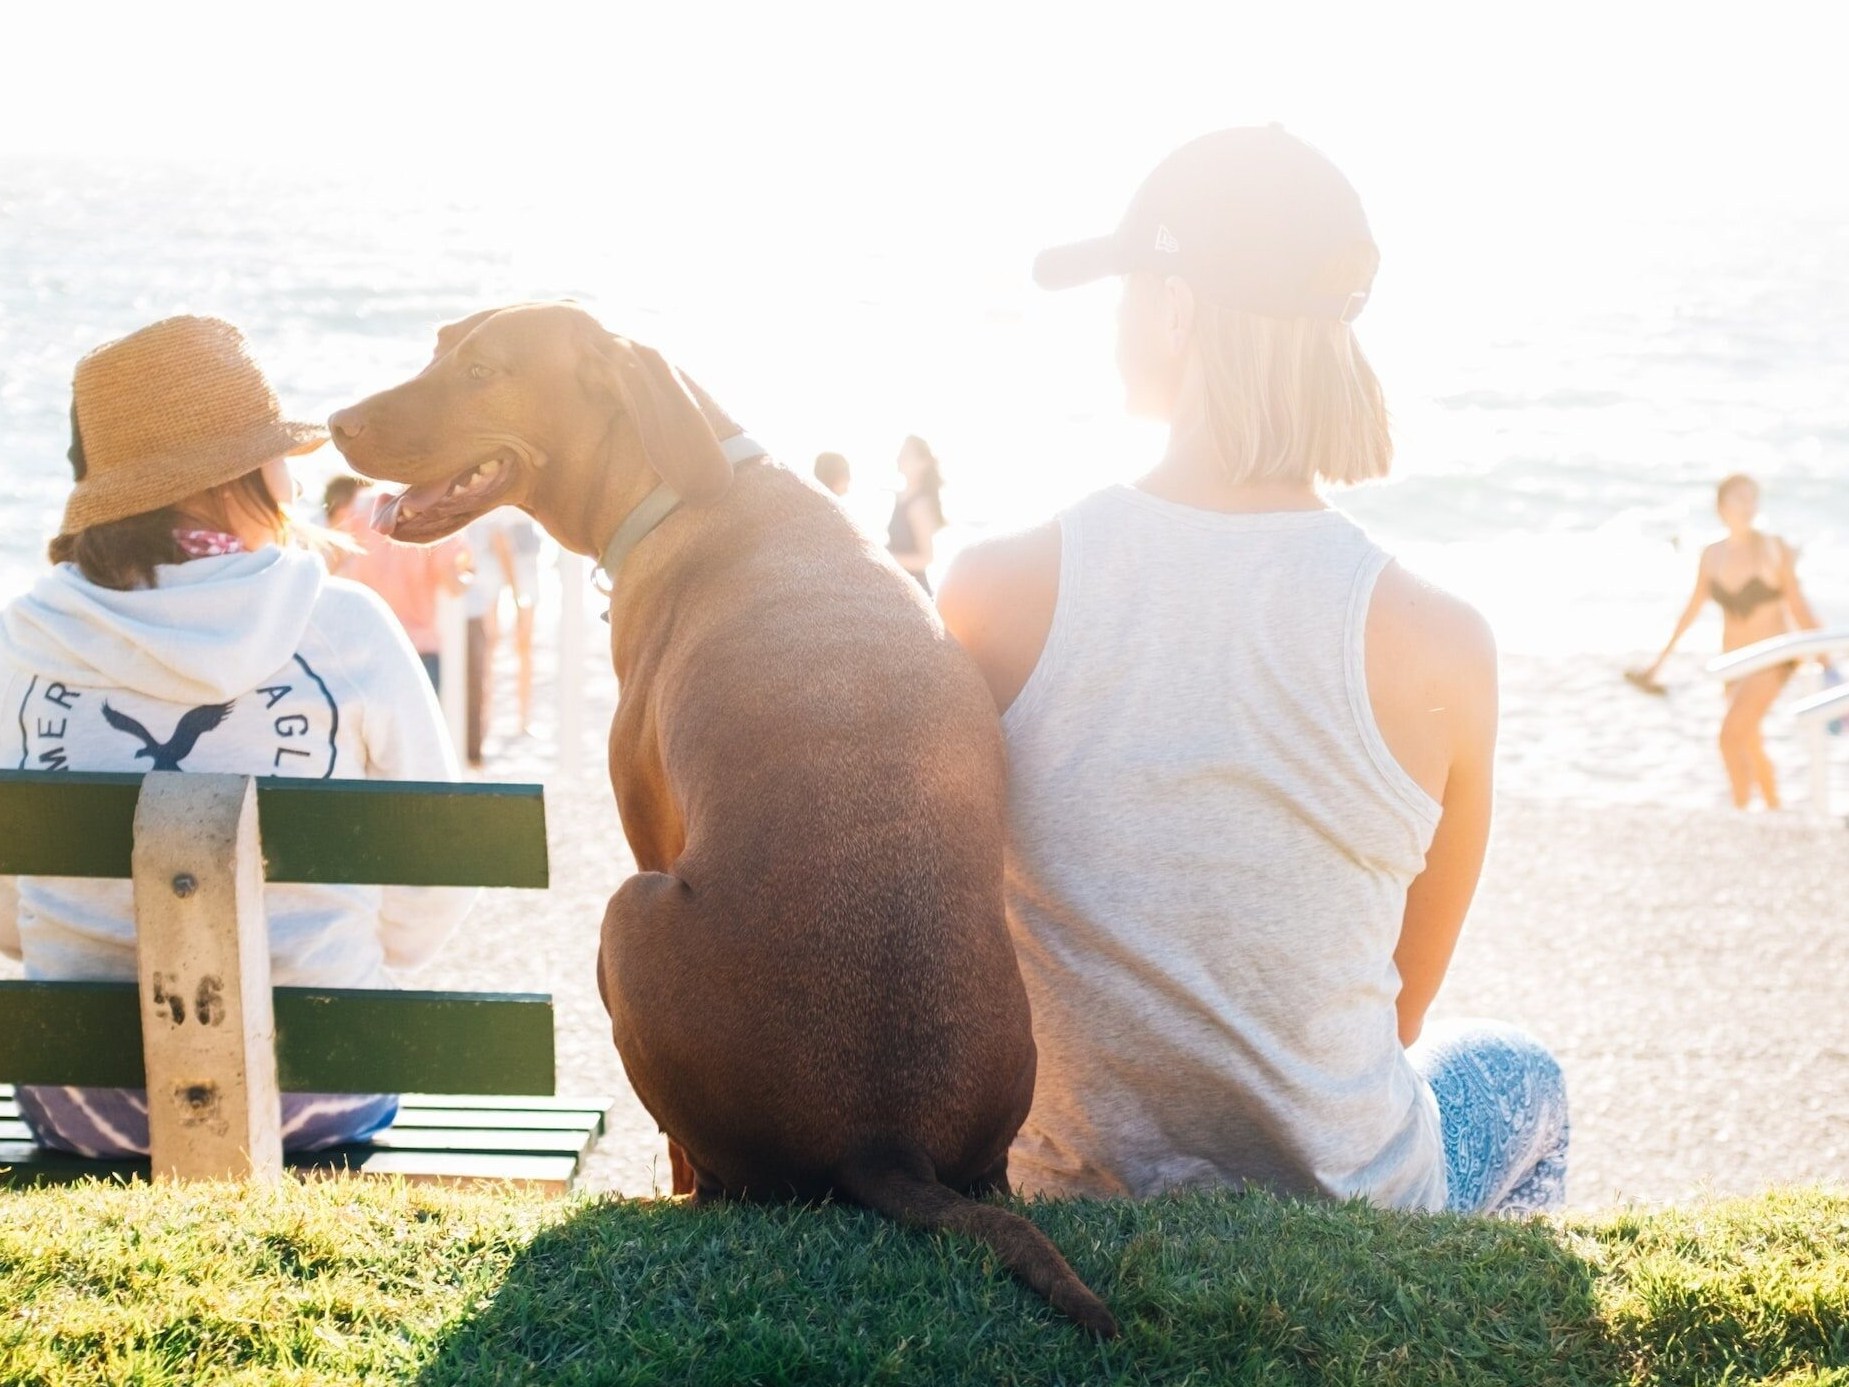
[{"xmin": 1032, "ymin": 236, "xmax": 1124, "ymax": 291}]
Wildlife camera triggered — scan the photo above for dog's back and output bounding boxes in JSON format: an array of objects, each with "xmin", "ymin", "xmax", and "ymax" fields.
[{"xmin": 605, "ymin": 463, "xmax": 1029, "ymax": 1184}]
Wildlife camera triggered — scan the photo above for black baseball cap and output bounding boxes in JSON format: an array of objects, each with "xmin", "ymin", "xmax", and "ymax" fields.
[{"xmin": 1033, "ymin": 125, "xmax": 1377, "ymax": 323}]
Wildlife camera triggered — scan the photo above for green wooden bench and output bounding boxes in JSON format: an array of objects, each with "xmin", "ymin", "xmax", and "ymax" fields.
[{"xmin": 0, "ymin": 770, "xmax": 611, "ymax": 1193}]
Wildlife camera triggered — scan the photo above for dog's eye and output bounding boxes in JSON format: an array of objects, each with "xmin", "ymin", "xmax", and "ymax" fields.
[{"xmin": 468, "ymin": 362, "xmax": 493, "ymax": 380}]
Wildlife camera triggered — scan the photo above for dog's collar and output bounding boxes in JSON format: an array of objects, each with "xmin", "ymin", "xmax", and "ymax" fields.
[{"xmin": 596, "ymin": 432, "xmax": 767, "ymax": 588}]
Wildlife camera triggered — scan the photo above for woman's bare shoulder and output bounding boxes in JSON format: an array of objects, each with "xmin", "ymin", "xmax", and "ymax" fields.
[
  {"xmin": 1369, "ymin": 561, "xmax": 1497, "ymax": 708},
  {"xmin": 937, "ymin": 521, "xmax": 1062, "ymax": 712},
  {"xmin": 939, "ymin": 522, "xmax": 1060, "ymax": 618},
  {"xmin": 1364, "ymin": 560, "xmax": 1497, "ymax": 800}
]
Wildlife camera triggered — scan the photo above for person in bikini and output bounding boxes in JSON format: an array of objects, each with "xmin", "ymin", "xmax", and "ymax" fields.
[{"xmin": 1629, "ymin": 473, "xmax": 1824, "ymax": 809}]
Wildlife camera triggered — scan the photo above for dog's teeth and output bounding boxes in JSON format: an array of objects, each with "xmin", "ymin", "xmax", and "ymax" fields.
[{"xmin": 479, "ymin": 458, "xmax": 502, "ymax": 479}]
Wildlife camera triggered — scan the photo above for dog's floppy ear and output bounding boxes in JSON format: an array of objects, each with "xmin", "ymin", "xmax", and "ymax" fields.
[
  {"xmin": 579, "ymin": 331, "xmax": 731, "ymax": 503},
  {"xmin": 431, "ymin": 308, "xmax": 502, "ymax": 365}
]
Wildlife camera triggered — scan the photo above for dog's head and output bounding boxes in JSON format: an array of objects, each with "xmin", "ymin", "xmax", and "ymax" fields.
[{"xmin": 328, "ymin": 302, "xmax": 733, "ymax": 551}]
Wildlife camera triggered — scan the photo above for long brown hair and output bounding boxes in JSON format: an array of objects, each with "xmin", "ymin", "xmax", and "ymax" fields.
[{"xmin": 49, "ymin": 470, "xmax": 287, "ymax": 591}]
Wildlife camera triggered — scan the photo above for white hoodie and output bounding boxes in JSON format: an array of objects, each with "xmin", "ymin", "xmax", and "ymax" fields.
[{"xmin": 0, "ymin": 547, "xmax": 475, "ymax": 988}]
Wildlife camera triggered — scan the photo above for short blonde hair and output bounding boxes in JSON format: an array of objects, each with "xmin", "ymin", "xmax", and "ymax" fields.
[{"xmin": 1194, "ymin": 303, "xmax": 1392, "ymax": 488}]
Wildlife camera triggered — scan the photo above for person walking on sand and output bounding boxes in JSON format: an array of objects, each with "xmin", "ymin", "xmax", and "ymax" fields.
[
  {"xmin": 813, "ymin": 451, "xmax": 852, "ymax": 497},
  {"xmin": 323, "ymin": 474, "xmax": 467, "ymax": 689},
  {"xmin": 938, "ymin": 127, "xmax": 1567, "ymax": 1215},
  {"xmin": 1628, "ymin": 474, "xmax": 1824, "ymax": 810},
  {"xmin": 494, "ymin": 510, "xmax": 542, "ymax": 737},
  {"xmin": 0, "ymin": 316, "xmax": 474, "ymax": 1158},
  {"xmin": 886, "ymin": 435, "xmax": 946, "ymax": 593},
  {"xmin": 458, "ymin": 508, "xmax": 542, "ymax": 758}
]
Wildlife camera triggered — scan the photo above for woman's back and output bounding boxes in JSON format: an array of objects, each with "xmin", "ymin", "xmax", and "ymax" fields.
[
  {"xmin": 1001, "ymin": 486, "xmax": 1445, "ymax": 1207},
  {"xmin": 0, "ymin": 547, "xmax": 468, "ymax": 988}
]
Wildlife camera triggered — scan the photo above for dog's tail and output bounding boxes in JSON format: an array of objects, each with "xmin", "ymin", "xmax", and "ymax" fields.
[{"xmin": 834, "ymin": 1138, "xmax": 1119, "ymax": 1338}]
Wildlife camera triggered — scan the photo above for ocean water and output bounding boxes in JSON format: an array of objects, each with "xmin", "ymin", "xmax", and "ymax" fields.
[{"xmin": 4, "ymin": 157, "xmax": 1847, "ymax": 810}]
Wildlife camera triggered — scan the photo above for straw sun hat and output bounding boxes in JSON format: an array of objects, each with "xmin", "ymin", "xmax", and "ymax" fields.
[{"xmin": 60, "ymin": 315, "xmax": 327, "ymax": 536}]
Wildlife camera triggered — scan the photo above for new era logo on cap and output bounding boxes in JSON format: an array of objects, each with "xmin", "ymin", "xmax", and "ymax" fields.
[{"xmin": 1153, "ymin": 224, "xmax": 1181, "ymax": 254}]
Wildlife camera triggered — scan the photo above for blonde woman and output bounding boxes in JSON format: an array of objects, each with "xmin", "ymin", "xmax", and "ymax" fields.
[
  {"xmin": 939, "ymin": 129, "xmax": 1566, "ymax": 1214},
  {"xmin": 1629, "ymin": 474, "xmax": 1822, "ymax": 809},
  {"xmin": 0, "ymin": 316, "xmax": 472, "ymax": 1158}
]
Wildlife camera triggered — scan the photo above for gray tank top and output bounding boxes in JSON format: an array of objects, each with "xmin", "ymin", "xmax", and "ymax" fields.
[{"xmin": 1002, "ymin": 485, "xmax": 1446, "ymax": 1210}]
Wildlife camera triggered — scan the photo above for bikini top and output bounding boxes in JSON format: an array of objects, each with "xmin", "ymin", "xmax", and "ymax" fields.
[
  {"xmin": 1709, "ymin": 534, "xmax": 1788, "ymax": 619},
  {"xmin": 1710, "ymin": 571, "xmax": 1783, "ymax": 619}
]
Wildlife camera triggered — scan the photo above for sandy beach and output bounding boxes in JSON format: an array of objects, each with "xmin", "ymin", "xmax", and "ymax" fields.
[
  {"xmin": 453, "ymin": 610, "xmax": 1849, "ymax": 1210},
  {"xmin": 413, "ymin": 756, "xmax": 1848, "ymax": 1212},
  {"xmin": 5, "ymin": 595, "xmax": 1846, "ymax": 1211}
]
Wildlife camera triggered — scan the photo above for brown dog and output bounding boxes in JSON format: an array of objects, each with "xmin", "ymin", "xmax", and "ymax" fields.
[{"xmin": 328, "ymin": 302, "xmax": 1115, "ymax": 1336}]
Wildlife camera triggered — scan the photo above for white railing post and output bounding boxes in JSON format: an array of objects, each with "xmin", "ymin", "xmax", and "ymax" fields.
[
  {"xmin": 1808, "ymin": 720, "xmax": 1831, "ymax": 821},
  {"xmin": 437, "ymin": 586, "xmax": 468, "ymax": 763},
  {"xmin": 557, "ymin": 550, "xmax": 587, "ymax": 762},
  {"xmin": 1708, "ymin": 628, "xmax": 1849, "ymax": 823}
]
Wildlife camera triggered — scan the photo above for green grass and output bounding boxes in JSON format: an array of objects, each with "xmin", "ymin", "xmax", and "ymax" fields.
[{"xmin": 7, "ymin": 1182, "xmax": 1849, "ymax": 1385}]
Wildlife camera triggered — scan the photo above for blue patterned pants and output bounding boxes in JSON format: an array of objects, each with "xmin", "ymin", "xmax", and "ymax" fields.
[
  {"xmin": 1409, "ymin": 1019, "xmax": 1569, "ymax": 1215},
  {"xmin": 17, "ymin": 1085, "xmax": 398, "ymax": 1158}
]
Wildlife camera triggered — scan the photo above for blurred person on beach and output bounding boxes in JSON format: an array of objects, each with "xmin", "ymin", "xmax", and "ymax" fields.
[
  {"xmin": 491, "ymin": 510, "xmax": 541, "ymax": 737},
  {"xmin": 887, "ymin": 435, "xmax": 946, "ymax": 593},
  {"xmin": 323, "ymin": 473, "xmax": 467, "ymax": 689},
  {"xmin": 460, "ymin": 514, "xmax": 502, "ymax": 767},
  {"xmin": 813, "ymin": 450, "xmax": 852, "ymax": 497},
  {"xmin": 1627, "ymin": 474, "xmax": 1824, "ymax": 810},
  {"xmin": 939, "ymin": 128, "xmax": 1567, "ymax": 1215},
  {"xmin": 0, "ymin": 316, "xmax": 473, "ymax": 1158},
  {"xmin": 458, "ymin": 508, "xmax": 542, "ymax": 761}
]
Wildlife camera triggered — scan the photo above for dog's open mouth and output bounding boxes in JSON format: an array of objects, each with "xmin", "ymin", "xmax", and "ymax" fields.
[{"xmin": 372, "ymin": 455, "xmax": 522, "ymax": 543}]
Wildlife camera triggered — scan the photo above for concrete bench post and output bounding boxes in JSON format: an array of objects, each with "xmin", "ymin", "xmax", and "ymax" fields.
[{"xmin": 131, "ymin": 772, "xmax": 282, "ymax": 1182}]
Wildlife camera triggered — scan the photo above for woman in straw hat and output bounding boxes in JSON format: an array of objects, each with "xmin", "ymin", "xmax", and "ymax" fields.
[
  {"xmin": 939, "ymin": 128, "xmax": 1567, "ymax": 1215},
  {"xmin": 0, "ymin": 315, "xmax": 474, "ymax": 1158}
]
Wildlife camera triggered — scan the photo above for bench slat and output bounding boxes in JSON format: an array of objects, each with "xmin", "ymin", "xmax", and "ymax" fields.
[
  {"xmin": 0, "ymin": 772, "xmax": 547, "ymax": 888},
  {"xmin": 0, "ymin": 1141, "xmax": 143, "ymax": 1185},
  {"xmin": 0, "ymin": 1088, "xmax": 611, "ymax": 1133},
  {"xmin": 379, "ymin": 1108, "xmax": 603, "ymax": 1132},
  {"xmin": 0, "ymin": 1115, "xmax": 591, "ymax": 1157},
  {"xmin": 0, "ymin": 1140, "xmax": 580, "ymax": 1193},
  {"xmin": 398, "ymin": 1093, "xmax": 615, "ymax": 1118},
  {"xmin": 357, "ymin": 1125, "xmax": 593, "ymax": 1156},
  {"xmin": 0, "ymin": 983, "xmax": 556, "ymax": 1095},
  {"xmin": 292, "ymin": 1148, "xmax": 579, "ymax": 1192}
]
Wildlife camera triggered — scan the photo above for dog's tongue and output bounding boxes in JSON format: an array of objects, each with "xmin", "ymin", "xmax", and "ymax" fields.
[{"xmin": 371, "ymin": 478, "xmax": 453, "ymax": 537}]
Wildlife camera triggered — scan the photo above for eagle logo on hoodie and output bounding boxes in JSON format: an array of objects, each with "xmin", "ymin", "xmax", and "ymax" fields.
[
  {"xmin": 100, "ymin": 700, "xmax": 235, "ymax": 770},
  {"xmin": 15, "ymin": 656, "xmax": 339, "ymax": 779}
]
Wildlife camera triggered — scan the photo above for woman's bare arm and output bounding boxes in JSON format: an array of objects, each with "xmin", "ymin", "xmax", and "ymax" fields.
[
  {"xmin": 1384, "ymin": 588, "xmax": 1499, "ymax": 1046},
  {"xmin": 1640, "ymin": 550, "xmax": 1714, "ymax": 678}
]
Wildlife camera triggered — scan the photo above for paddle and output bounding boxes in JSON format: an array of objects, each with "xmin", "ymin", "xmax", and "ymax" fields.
[{"xmin": 1623, "ymin": 668, "xmax": 1668, "ymax": 696}]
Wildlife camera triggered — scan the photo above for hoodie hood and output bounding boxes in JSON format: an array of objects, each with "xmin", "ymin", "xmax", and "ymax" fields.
[{"xmin": 0, "ymin": 547, "xmax": 327, "ymax": 706}]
